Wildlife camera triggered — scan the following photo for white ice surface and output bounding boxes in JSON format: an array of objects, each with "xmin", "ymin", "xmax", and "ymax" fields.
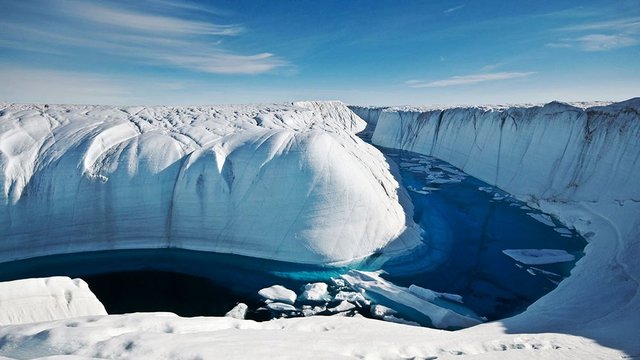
[
  {"xmin": 502, "ymin": 249, "xmax": 575, "ymax": 265},
  {"xmin": 299, "ymin": 282, "xmax": 330, "ymax": 303},
  {"xmin": 0, "ymin": 101, "xmax": 420, "ymax": 265},
  {"xmin": 224, "ymin": 303, "xmax": 248, "ymax": 320},
  {"xmin": 258, "ymin": 285, "xmax": 297, "ymax": 305},
  {"xmin": 0, "ymin": 277, "xmax": 106, "ymax": 325},
  {"xmin": 0, "ymin": 313, "xmax": 624, "ymax": 359}
]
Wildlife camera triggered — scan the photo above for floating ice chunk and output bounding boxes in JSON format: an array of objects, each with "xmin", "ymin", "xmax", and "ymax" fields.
[
  {"xmin": 478, "ymin": 186, "xmax": 493, "ymax": 193},
  {"xmin": 225, "ymin": 303, "xmax": 248, "ymax": 319},
  {"xmin": 370, "ymin": 304, "xmax": 397, "ymax": 319},
  {"xmin": 266, "ymin": 302, "xmax": 297, "ymax": 312},
  {"xmin": 334, "ymin": 291, "xmax": 367, "ymax": 303},
  {"xmin": 429, "ymin": 178, "xmax": 459, "ymax": 184},
  {"xmin": 502, "ymin": 249, "xmax": 575, "ymax": 265},
  {"xmin": 329, "ymin": 301, "xmax": 356, "ymax": 313},
  {"xmin": 529, "ymin": 267, "xmax": 561, "ymax": 277},
  {"xmin": 554, "ymin": 227, "xmax": 573, "ymax": 235},
  {"xmin": 330, "ymin": 278, "xmax": 346, "ymax": 287},
  {"xmin": 258, "ymin": 285, "xmax": 297, "ymax": 305},
  {"xmin": 407, "ymin": 186, "xmax": 429, "ymax": 195},
  {"xmin": 526, "ymin": 213, "xmax": 556, "ymax": 227},
  {"xmin": 301, "ymin": 305, "xmax": 326, "ymax": 317},
  {"xmin": 340, "ymin": 270, "xmax": 483, "ymax": 329},
  {"xmin": 299, "ymin": 283, "xmax": 330, "ymax": 303}
]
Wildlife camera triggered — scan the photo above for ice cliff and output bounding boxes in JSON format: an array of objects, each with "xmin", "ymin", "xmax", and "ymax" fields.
[
  {"xmin": 0, "ymin": 101, "xmax": 419, "ymax": 265},
  {"xmin": 351, "ymin": 99, "xmax": 640, "ymax": 351},
  {"xmin": 352, "ymin": 99, "xmax": 640, "ymax": 203}
]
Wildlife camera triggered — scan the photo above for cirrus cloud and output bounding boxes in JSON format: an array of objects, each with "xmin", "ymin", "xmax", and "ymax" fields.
[{"xmin": 406, "ymin": 72, "xmax": 534, "ymax": 88}]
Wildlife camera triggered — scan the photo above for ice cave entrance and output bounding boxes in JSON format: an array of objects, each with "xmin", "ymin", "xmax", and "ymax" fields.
[{"xmin": 0, "ymin": 149, "xmax": 586, "ymax": 326}]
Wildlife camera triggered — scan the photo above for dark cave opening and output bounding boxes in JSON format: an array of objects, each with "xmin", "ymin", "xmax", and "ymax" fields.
[{"xmin": 82, "ymin": 270, "xmax": 255, "ymax": 317}]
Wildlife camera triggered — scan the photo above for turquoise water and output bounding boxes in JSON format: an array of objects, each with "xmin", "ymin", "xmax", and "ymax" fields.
[
  {"xmin": 377, "ymin": 148, "xmax": 586, "ymax": 320},
  {"xmin": 0, "ymin": 148, "xmax": 586, "ymax": 323}
]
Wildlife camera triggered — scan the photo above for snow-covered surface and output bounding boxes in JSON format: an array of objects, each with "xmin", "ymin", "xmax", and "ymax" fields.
[
  {"xmin": 355, "ymin": 98, "xmax": 640, "ymax": 356},
  {"xmin": 258, "ymin": 285, "xmax": 297, "ymax": 305},
  {"xmin": 0, "ymin": 277, "xmax": 106, "ymax": 325},
  {"xmin": 0, "ymin": 101, "xmax": 420, "ymax": 265},
  {"xmin": 502, "ymin": 249, "xmax": 575, "ymax": 265},
  {"xmin": 0, "ymin": 313, "xmax": 624, "ymax": 359},
  {"xmin": 0, "ymin": 99, "xmax": 638, "ymax": 358}
]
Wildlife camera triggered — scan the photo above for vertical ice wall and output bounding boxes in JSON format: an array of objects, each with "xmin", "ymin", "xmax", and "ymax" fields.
[{"xmin": 353, "ymin": 100, "xmax": 640, "ymax": 203}]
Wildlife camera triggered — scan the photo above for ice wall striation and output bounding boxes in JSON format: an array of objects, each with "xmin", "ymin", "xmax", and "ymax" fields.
[
  {"xmin": 0, "ymin": 101, "xmax": 418, "ymax": 265},
  {"xmin": 349, "ymin": 106, "xmax": 386, "ymax": 140},
  {"xmin": 357, "ymin": 99, "xmax": 640, "ymax": 203}
]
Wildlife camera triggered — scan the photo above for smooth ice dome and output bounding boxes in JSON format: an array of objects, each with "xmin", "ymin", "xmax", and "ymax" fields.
[
  {"xmin": 0, "ymin": 101, "xmax": 419, "ymax": 265},
  {"xmin": 0, "ymin": 276, "xmax": 107, "ymax": 325}
]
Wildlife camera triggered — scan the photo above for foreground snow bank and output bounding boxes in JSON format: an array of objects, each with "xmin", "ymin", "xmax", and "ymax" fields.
[
  {"xmin": 353, "ymin": 98, "xmax": 640, "ymax": 354},
  {"xmin": 0, "ymin": 277, "xmax": 106, "ymax": 325},
  {"xmin": 0, "ymin": 312, "xmax": 623, "ymax": 359},
  {"xmin": 0, "ymin": 101, "xmax": 419, "ymax": 265}
]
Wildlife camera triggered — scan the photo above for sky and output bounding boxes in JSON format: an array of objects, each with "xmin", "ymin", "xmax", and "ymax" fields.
[{"xmin": 0, "ymin": 0, "xmax": 639, "ymax": 105}]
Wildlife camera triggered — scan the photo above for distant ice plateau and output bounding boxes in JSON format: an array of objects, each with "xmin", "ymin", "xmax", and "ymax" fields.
[{"xmin": 0, "ymin": 98, "xmax": 638, "ymax": 359}]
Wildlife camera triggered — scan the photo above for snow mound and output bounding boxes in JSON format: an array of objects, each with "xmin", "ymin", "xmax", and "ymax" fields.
[{"xmin": 0, "ymin": 277, "xmax": 106, "ymax": 325}]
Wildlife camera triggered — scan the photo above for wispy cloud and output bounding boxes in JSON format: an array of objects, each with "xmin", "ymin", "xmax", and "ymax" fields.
[
  {"xmin": 406, "ymin": 72, "xmax": 534, "ymax": 88},
  {"xmin": 0, "ymin": 0, "xmax": 286, "ymax": 75},
  {"xmin": 553, "ymin": 34, "xmax": 637, "ymax": 51},
  {"xmin": 444, "ymin": 5, "xmax": 465, "ymax": 14},
  {"xmin": 557, "ymin": 16, "xmax": 640, "ymax": 32},
  {"xmin": 547, "ymin": 16, "xmax": 640, "ymax": 52}
]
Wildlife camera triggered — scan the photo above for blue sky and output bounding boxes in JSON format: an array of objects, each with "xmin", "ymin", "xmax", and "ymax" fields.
[{"xmin": 1, "ymin": 0, "xmax": 638, "ymax": 105}]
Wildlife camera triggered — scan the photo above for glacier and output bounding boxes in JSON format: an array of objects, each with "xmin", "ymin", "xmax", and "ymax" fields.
[
  {"xmin": 0, "ymin": 101, "xmax": 421, "ymax": 265},
  {"xmin": 0, "ymin": 99, "xmax": 638, "ymax": 359}
]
